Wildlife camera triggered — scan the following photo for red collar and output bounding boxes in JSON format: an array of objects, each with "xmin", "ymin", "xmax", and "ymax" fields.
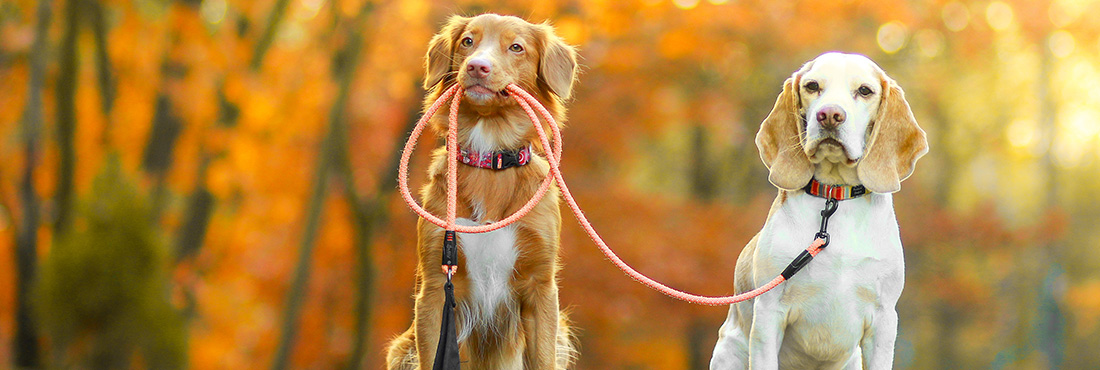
[
  {"xmin": 803, "ymin": 178, "xmax": 867, "ymax": 200},
  {"xmin": 457, "ymin": 146, "xmax": 532, "ymax": 170}
]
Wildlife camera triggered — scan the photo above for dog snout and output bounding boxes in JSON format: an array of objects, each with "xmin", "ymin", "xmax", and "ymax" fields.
[
  {"xmin": 466, "ymin": 57, "xmax": 492, "ymax": 79},
  {"xmin": 816, "ymin": 104, "xmax": 846, "ymax": 129}
]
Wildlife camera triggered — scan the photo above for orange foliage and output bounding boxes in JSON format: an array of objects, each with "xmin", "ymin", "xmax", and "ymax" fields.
[{"xmin": 1, "ymin": 0, "xmax": 1099, "ymax": 368}]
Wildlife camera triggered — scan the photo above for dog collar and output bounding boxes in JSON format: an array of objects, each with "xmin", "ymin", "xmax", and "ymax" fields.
[
  {"xmin": 457, "ymin": 145, "xmax": 532, "ymax": 170},
  {"xmin": 803, "ymin": 178, "xmax": 867, "ymax": 200}
]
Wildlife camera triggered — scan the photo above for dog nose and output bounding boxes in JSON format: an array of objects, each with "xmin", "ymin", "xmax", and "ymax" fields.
[
  {"xmin": 816, "ymin": 104, "xmax": 846, "ymax": 129},
  {"xmin": 466, "ymin": 58, "xmax": 491, "ymax": 79}
]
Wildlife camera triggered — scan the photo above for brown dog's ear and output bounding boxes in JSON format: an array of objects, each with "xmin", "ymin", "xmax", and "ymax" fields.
[
  {"xmin": 756, "ymin": 65, "xmax": 814, "ymax": 191},
  {"xmin": 856, "ymin": 74, "xmax": 929, "ymax": 193},
  {"xmin": 424, "ymin": 16, "xmax": 470, "ymax": 90},
  {"xmin": 537, "ymin": 24, "xmax": 578, "ymax": 100}
]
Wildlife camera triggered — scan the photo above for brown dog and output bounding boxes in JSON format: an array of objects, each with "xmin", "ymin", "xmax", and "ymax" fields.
[{"xmin": 386, "ymin": 14, "xmax": 578, "ymax": 370}]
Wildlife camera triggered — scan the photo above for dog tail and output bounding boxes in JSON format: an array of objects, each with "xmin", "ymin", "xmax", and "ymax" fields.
[
  {"xmin": 386, "ymin": 327, "xmax": 419, "ymax": 370},
  {"xmin": 556, "ymin": 311, "xmax": 578, "ymax": 369}
]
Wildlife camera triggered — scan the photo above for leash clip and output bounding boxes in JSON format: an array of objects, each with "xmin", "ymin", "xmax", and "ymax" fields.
[
  {"xmin": 442, "ymin": 230, "xmax": 458, "ymax": 278},
  {"xmin": 816, "ymin": 198, "xmax": 838, "ymax": 249}
]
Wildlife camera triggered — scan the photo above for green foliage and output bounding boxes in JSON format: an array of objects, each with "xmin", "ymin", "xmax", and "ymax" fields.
[{"xmin": 35, "ymin": 155, "xmax": 186, "ymax": 369}]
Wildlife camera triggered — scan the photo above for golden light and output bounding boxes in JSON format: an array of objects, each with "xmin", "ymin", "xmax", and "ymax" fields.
[
  {"xmin": 1049, "ymin": 0, "xmax": 1079, "ymax": 28},
  {"xmin": 1006, "ymin": 119, "xmax": 1037, "ymax": 151},
  {"xmin": 673, "ymin": 0, "xmax": 700, "ymax": 9},
  {"xmin": 877, "ymin": 21, "xmax": 908, "ymax": 54},
  {"xmin": 985, "ymin": 2, "xmax": 1014, "ymax": 32},
  {"xmin": 914, "ymin": 29, "xmax": 945, "ymax": 58},
  {"xmin": 1049, "ymin": 30, "xmax": 1076, "ymax": 58},
  {"xmin": 1067, "ymin": 108, "xmax": 1100, "ymax": 138},
  {"xmin": 708, "ymin": 0, "xmax": 730, "ymax": 4},
  {"xmin": 200, "ymin": 0, "xmax": 227, "ymax": 25},
  {"xmin": 296, "ymin": 0, "xmax": 325, "ymax": 21},
  {"xmin": 942, "ymin": 2, "xmax": 970, "ymax": 32},
  {"xmin": 1053, "ymin": 108, "xmax": 1100, "ymax": 168}
]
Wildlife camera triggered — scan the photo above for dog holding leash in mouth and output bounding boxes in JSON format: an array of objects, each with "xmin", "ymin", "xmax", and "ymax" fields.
[
  {"xmin": 710, "ymin": 52, "xmax": 928, "ymax": 370},
  {"xmin": 386, "ymin": 14, "xmax": 578, "ymax": 370}
]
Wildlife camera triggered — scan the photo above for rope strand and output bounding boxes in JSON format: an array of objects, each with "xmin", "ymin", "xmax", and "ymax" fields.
[{"xmin": 398, "ymin": 83, "xmax": 827, "ymax": 306}]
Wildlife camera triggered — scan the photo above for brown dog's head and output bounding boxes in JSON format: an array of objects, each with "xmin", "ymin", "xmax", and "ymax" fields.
[
  {"xmin": 755, "ymin": 52, "xmax": 928, "ymax": 193},
  {"xmin": 424, "ymin": 14, "xmax": 578, "ymax": 110}
]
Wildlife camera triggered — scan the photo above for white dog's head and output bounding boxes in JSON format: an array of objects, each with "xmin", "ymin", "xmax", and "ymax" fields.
[{"xmin": 755, "ymin": 52, "xmax": 928, "ymax": 193}]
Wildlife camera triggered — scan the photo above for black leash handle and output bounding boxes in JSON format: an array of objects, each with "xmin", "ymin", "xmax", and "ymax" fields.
[{"xmin": 434, "ymin": 229, "xmax": 462, "ymax": 369}]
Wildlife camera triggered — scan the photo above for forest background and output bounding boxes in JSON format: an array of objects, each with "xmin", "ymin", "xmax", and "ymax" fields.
[{"xmin": 2, "ymin": 0, "xmax": 1099, "ymax": 368}]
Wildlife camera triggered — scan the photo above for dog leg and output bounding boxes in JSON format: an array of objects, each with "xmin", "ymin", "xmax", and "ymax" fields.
[
  {"xmin": 386, "ymin": 327, "xmax": 419, "ymax": 370},
  {"xmin": 413, "ymin": 274, "xmax": 446, "ymax": 370},
  {"xmin": 711, "ymin": 305, "xmax": 748, "ymax": 370},
  {"xmin": 521, "ymin": 279, "xmax": 561, "ymax": 369},
  {"xmin": 860, "ymin": 308, "xmax": 898, "ymax": 370},
  {"xmin": 747, "ymin": 290, "xmax": 787, "ymax": 370}
]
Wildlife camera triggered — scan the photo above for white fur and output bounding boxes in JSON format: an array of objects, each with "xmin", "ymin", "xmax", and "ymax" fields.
[
  {"xmin": 467, "ymin": 119, "xmax": 498, "ymax": 153},
  {"xmin": 454, "ymin": 218, "xmax": 518, "ymax": 344},
  {"xmin": 712, "ymin": 53, "xmax": 908, "ymax": 370},
  {"xmin": 711, "ymin": 192, "xmax": 904, "ymax": 370},
  {"xmin": 801, "ymin": 53, "xmax": 882, "ymax": 164}
]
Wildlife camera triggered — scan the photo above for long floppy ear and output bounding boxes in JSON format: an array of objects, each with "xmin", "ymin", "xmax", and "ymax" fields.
[
  {"xmin": 856, "ymin": 73, "xmax": 929, "ymax": 193},
  {"xmin": 537, "ymin": 24, "xmax": 578, "ymax": 100},
  {"xmin": 756, "ymin": 65, "xmax": 814, "ymax": 191},
  {"xmin": 424, "ymin": 16, "xmax": 470, "ymax": 90}
]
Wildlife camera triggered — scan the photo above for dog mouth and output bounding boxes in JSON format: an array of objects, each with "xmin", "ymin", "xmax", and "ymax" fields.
[
  {"xmin": 464, "ymin": 84, "xmax": 510, "ymax": 101},
  {"xmin": 808, "ymin": 138, "xmax": 858, "ymax": 165}
]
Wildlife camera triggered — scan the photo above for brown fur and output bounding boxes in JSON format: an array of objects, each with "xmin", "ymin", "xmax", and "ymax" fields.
[
  {"xmin": 755, "ymin": 61, "xmax": 816, "ymax": 191},
  {"xmin": 855, "ymin": 73, "xmax": 927, "ymax": 193},
  {"xmin": 386, "ymin": 14, "xmax": 578, "ymax": 370}
]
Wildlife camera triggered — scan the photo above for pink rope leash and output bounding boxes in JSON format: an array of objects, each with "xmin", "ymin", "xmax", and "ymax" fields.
[{"xmin": 398, "ymin": 83, "xmax": 827, "ymax": 306}]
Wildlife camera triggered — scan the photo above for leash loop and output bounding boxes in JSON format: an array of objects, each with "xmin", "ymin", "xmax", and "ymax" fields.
[
  {"xmin": 399, "ymin": 83, "xmax": 836, "ymax": 306},
  {"xmin": 396, "ymin": 84, "xmax": 561, "ymax": 235}
]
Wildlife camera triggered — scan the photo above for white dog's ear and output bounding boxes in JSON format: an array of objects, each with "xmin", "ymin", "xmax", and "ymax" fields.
[
  {"xmin": 756, "ymin": 63, "xmax": 814, "ymax": 191},
  {"xmin": 857, "ymin": 72, "xmax": 928, "ymax": 193},
  {"xmin": 424, "ymin": 15, "xmax": 470, "ymax": 90}
]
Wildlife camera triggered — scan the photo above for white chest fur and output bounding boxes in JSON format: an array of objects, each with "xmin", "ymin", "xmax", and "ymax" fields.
[
  {"xmin": 454, "ymin": 218, "xmax": 518, "ymax": 343},
  {"xmin": 757, "ymin": 192, "xmax": 905, "ymax": 365}
]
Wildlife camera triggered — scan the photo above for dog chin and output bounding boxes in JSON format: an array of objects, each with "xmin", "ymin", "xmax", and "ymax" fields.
[
  {"xmin": 463, "ymin": 84, "xmax": 511, "ymax": 106},
  {"xmin": 807, "ymin": 138, "xmax": 859, "ymax": 165}
]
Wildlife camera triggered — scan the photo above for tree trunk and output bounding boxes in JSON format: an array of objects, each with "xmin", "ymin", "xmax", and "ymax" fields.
[
  {"xmin": 250, "ymin": 0, "xmax": 291, "ymax": 69},
  {"xmin": 89, "ymin": 0, "xmax": 114, "ymax": 145},
  {"xmin": 174, "ymin": 156, "xmax": 214, "ymax": 262},
  {"xmin": 686, "ymin": 319, "xmax": 710, "ymax": 370},
  {"xmin": 1036, "ymin": 34, "xmax": 1065, "ymax": 370},
  {"xmin": 53, "ymin": 0, "xmax": 81, "ymax": 235},
  {"xmin": 342, "ymin": 92, "xmax": 418, "ymax": 370},
  {"xmin": 13, "ymin": 0, "xmax": 53, "ymax": 366},
  {"xmin": 270, "ymin": 4, "xmax": 373, "ymax": 369}
]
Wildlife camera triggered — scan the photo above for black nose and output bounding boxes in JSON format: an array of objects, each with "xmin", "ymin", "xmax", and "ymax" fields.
[{"xmin": 816, "ymin": 104, "xmax": 846, "ymax": 129}]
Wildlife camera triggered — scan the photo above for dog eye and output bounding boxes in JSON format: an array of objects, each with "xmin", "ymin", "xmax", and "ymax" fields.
[
  {"xmin": 858, "ymin": 85, "xmax": 874, "ymax": 96},
  {"xmin": 461, "ymin": 37, "xmax": 474, "ymax": 47},
  {"xmin": 509, "ymin": 43, "xmax": 524, "ymax": 53},
  {"xmin": 804, "ymin": 81, "xmax": 819, "ymax": 92}
]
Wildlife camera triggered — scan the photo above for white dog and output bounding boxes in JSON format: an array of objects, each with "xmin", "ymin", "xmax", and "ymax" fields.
[{"xmin": 710, "ymin": 52, "xmax": 928, "ymax": 370}]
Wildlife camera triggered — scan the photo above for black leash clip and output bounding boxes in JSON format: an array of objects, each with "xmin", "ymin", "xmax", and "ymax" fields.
[
  {"xmin": 780, "ymin": 197, "xmax": 841, "ymax": 280},
  {"xmin": 442, "ymin": 230, "xmax": 458, "ymax": 279},
  {"xmin": 815, "ymin": 198, "xmax": 838, "ymax": 248}
]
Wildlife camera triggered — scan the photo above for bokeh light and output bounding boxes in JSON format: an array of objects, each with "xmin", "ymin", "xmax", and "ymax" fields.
[
  {"xmin": 942, "ymin": 2, "xmax": 970, "ymax": 32},
  {"xmin": 986, "ymin": 2, "xmax": 1015, "ymax": 31},
  {"xmin": 877, "ymin": 21, "xmax": 909, "ymax": 54}
]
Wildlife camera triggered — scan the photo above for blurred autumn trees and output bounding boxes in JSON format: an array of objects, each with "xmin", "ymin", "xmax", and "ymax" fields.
[{"xmin": 1, "ymin": 0, "xmax": 1100, "ymax": 369}]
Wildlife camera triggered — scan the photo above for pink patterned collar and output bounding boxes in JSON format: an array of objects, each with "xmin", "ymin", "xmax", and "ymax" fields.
[{"xmin": 457, "ymin": 146, "xmax": 532, "ymax": 170}]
